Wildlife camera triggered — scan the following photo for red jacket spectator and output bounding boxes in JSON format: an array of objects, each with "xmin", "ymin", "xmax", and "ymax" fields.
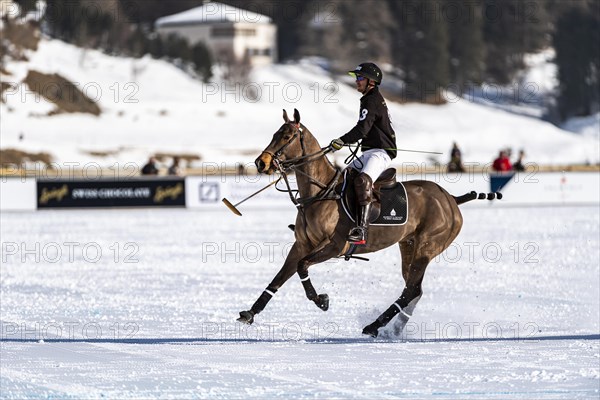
[{"xmin": 492, "ymin": 151, "xmax": 512, "ymax": 172}]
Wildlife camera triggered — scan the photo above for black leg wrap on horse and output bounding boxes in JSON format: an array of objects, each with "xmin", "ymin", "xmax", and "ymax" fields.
[
  {"xmin": 379, "ymin": 303, "xmax": 404, "ymax": 326},
  {"xmin": 300, "ymin": 278, "xmax": 318, "ymax": 300},
  {"xmin": 363, "ymin": 293, "xmax": 422, "ymax": 337},
  {"xmin": 250, "ymin": 288, "xmax": 277, "ymax": 314},
  {"xmin": 298, "ymin": 271, "xmax": 328, "ymax": 310},
  {"xmin": 362, "ymin": 303, "xmax": 400, "ymax": 337},
  {"xmin": 398, "ymin": 293, "xmax": 422, "ymax": 316}
]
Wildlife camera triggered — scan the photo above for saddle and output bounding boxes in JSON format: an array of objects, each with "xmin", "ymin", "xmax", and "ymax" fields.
[{"xmin": 338, "ymin": 168, "xmax": 408, "ymax": 226}]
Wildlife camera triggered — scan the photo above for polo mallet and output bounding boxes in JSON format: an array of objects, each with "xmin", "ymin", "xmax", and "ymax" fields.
[{"xmin": 222, "ymin": 177, "xmax": 282, "ymax": 216}]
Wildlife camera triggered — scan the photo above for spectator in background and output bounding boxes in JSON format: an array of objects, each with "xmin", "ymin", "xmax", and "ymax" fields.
[
  {"xmin": 141, "ymin": 157, "xmax": 159, "ymax": 175},
  {"xmin": 513, "ymin": 149, "xmax": 526, "ymax": 172},
  {"xmin": 168, "ymin": 157, "xmax": 182, "ymax": 176},
  {"xmin": 447, "ymin": 142, "xmax": 465, "ymax": 172},
  {"xmin": 492, "ymin": 150, "xmax": 512, "ymax": 172},
  {"xmin": 237, "ymin": 163, "xmax": 246, "ymax": 175}
]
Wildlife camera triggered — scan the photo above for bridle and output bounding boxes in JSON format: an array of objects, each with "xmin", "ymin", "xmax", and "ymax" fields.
[
  {"xmin": 265, "ymin": 122, "xmax": 307, "ymax": 169},
  {"xmin": 265, "ymin": 122, "xmax": 341, "ymax": 209}
]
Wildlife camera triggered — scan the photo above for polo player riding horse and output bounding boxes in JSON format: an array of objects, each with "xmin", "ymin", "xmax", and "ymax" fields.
[{"xmin": 237, "ymin": 109, "xmax": 499, "ymax": 337}]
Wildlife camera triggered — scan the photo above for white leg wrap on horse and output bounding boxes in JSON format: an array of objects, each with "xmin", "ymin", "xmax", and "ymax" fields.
[
  {"xmin": 394, "ymin": 298, "xmax": 419, "ymax": 318},
  {"xmin": 393, "ymin": 302, "xmax": 412, "ymax": 318},
  {"xmin": 300, "ymin": 276, "xmax": 310, "ymax": 282},
  {"xmin": 264, "ymin": 289, "xmax": 275, "ymax": 297}
]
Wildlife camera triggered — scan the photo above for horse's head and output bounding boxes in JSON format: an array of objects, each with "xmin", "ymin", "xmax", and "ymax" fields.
[{"xmin": 255, "ymin": 109, "xmax": 304, "ymax": 174}]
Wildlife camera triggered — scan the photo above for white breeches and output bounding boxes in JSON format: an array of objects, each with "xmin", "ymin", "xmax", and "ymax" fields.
[{"xmin": 348, "ymin": 149, "xmax": 392, "ymax": 181}]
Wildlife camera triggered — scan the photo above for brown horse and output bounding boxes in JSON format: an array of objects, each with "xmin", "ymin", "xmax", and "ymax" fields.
[{"xmin": 237, "ymin": 109, "xmax": 497, "ymax": 337}]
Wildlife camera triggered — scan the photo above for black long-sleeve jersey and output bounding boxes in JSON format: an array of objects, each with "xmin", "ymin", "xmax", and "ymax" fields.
[{"xmin": 339, "ymin": 87, "xmax": 397, "ymax": 159}]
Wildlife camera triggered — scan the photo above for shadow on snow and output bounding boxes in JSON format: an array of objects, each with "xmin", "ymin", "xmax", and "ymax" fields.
[{"xmin": 1, "ymin": 334, "xmax": 598, "ymax": 345}]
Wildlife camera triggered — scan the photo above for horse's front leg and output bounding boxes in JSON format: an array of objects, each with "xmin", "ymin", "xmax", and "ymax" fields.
[
  {"xmin": 238, "ymin": 242, "xmax": 303, "ymax": 324},
  {"xmin": 297, "ymin": 239, "xmax": 344, "ymax": 312}
]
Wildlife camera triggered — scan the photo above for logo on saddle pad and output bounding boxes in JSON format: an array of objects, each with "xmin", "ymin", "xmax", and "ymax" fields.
[{"xmin": 383, "ymin": 208, "xmax": 404, "ymax": 222}]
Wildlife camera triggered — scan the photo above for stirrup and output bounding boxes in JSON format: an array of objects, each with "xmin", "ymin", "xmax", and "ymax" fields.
[{"xmin": 347, "ymin": 227, "xmax": 367, "ymax": 245}]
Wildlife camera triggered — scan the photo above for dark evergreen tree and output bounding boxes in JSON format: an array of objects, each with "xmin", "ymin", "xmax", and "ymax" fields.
[
  {"xmin": 44, "ymin": 0, "xmax": 83, "ymax": 42},
  {"xmin": 126, "ymin": 25, "xmax": 148, "ymax": 57},
  {"xmin": 272, "ymin": 0, "xmax": 312, "ymax": 61},
  {"xmin": 164, "ymin": 34, "xmax": 191, "ymax": 62},
  {"xmin": 13, "ymin": 0, "xmax": 38, "ymax": 16},
  {"xmin": 390, "ymin": 0, "xmax": 449, "ymax": 102},
  {"xmin": 447, "ymin": 0, "xmax": 485, "ymax": 92},
  {"xmin": 147, "ymin": 33, "xmax": 164, "ymax": 59},
  {"xmin": 554, "ymin": 4, "xmax": 600, "ymax": 118},
  {"xmin": 316, "ymin": 0, "xmax": 394, "ymax": 67},
  {"xmin": 483, "ymin": 0, "xmax": 550, "ymax": 84},
  {"xmin": 387, "ymin": 0, "xmax": 412, "ymax": 72},
  {"xmin": 118, "ymin": 0, "xmax": 203, "ymax": 24},
  {"xmin": 191, "ymin": 42, "xmax": 213, "ymax": 82},
  {"xmin": 85, "ymin": 11, "xmax": 113, "ymax": 40}
]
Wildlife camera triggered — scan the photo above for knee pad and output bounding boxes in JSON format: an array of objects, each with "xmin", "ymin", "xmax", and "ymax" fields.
[{"xmin": 354, "ymin": 173, "xmax": 373, "ymax": 205}]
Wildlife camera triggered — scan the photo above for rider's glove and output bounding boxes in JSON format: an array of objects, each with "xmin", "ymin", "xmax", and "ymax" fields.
[{"xmin": 329, "ymin": 138, "xmax": 345, "ymax": 152}]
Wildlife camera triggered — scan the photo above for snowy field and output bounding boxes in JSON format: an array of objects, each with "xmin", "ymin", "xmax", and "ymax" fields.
[{"xmin": 1, "ymin": 205, "xmax": 599, "ymax": 399}]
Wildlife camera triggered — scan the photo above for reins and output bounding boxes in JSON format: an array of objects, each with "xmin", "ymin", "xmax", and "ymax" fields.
[
  {"xmin": 344, "ymin": 141, "xmax": 362, "ymax": 167},
  {"xmin": 270, "ymin": 125, "xmax": 341, "ymax": 208}
]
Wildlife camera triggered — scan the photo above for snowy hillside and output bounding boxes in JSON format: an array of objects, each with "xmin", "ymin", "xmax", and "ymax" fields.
[
  {"xmin": 1, "ymin": 38, "xmax": 598, "ymax": 169},
  {"xmin": 562, "ymin": 113, "xmax": 600, "ymax": 140}
]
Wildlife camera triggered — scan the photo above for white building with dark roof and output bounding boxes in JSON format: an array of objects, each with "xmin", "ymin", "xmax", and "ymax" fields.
[{"xmin": 155, "ymin": 2, "xmax": 277, "ymax": 67}]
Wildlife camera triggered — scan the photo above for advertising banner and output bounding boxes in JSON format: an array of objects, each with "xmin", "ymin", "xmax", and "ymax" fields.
[
  {"xmin": 37, "ymin": 179, "xmax": 185, "ymax": 208},
  {"xmin": 185, "ymin": 175, "xmax": 290, "ymax": 211}
]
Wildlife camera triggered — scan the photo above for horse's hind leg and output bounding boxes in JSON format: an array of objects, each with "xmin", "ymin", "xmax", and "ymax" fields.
[
  {"xmin": 362, "ymin": 240, "xmax": 429, "ymax": 338},
  {"xmin": 238, "ymin": 243, "xmax": 303, "ymax": 324}
]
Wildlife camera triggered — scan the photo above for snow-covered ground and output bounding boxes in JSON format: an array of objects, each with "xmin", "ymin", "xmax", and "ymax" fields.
[
  {"xmin": 1, "ymin": 205, "xmax": 598, "ymax": 398},
  {"xmin": 562, "ymin": 113, "xmax": 600, "ymax": 141},
  {"xmin": 1, "ymin": 39, "xmax": 599, "ymax": 169}
]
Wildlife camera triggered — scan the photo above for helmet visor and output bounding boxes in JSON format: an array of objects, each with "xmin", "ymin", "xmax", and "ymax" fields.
[{"xmin": 348, "ymin": 71, "xmax": 364, "ymax": 80}]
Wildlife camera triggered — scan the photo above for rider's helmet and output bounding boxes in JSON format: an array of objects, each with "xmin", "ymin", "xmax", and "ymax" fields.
[{"xmin": 348, "ymin": 62, "xmax": 383, "ymax": 84}]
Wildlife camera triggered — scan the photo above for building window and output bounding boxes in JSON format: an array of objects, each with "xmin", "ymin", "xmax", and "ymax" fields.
[
  {"xmin": 211, "ymin": 27, "xmax": 256, "ymax": 37},
  {"xmin": 237, "ymin": 28, "xmax": 256, "ymax": 36},
  {"xmin": 246, "ymin": 48, "xmax": 271, "ymax": 56},
  {"xmin": 211, "ymin": 27, "xmax": 235, "ymax": 37}
]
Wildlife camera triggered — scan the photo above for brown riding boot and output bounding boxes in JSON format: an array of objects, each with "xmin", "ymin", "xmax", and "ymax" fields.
[{"xmin": 348, "ymin": 173, "xmax": 373, "ymax": 245}]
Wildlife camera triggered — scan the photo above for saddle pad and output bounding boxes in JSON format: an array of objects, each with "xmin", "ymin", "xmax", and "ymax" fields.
[
  {"xmin": 374, "ymin": 182, "xmax": 408, "ymax": 225},
  {"xmin": 341, "ymin": 182, "xmax": 408, "ymax": 226}
]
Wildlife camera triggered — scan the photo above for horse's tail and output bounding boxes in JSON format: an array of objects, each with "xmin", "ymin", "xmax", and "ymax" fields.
[{"xmin": 453, "ymin": 191, "xmax": 503, "ymax": 205}]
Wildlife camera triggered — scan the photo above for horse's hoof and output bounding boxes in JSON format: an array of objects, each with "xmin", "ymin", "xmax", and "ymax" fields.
[
  {"xmin": 362, "ymin": 322, "xmax": 380, "ymax": 338},
  {"xmin": 237, "ymin": 310, "xmax": 255, "ymax": 324},
  {"xmin": 316, "ymin": 294, "xmax": 329, "ymax": 311}
]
